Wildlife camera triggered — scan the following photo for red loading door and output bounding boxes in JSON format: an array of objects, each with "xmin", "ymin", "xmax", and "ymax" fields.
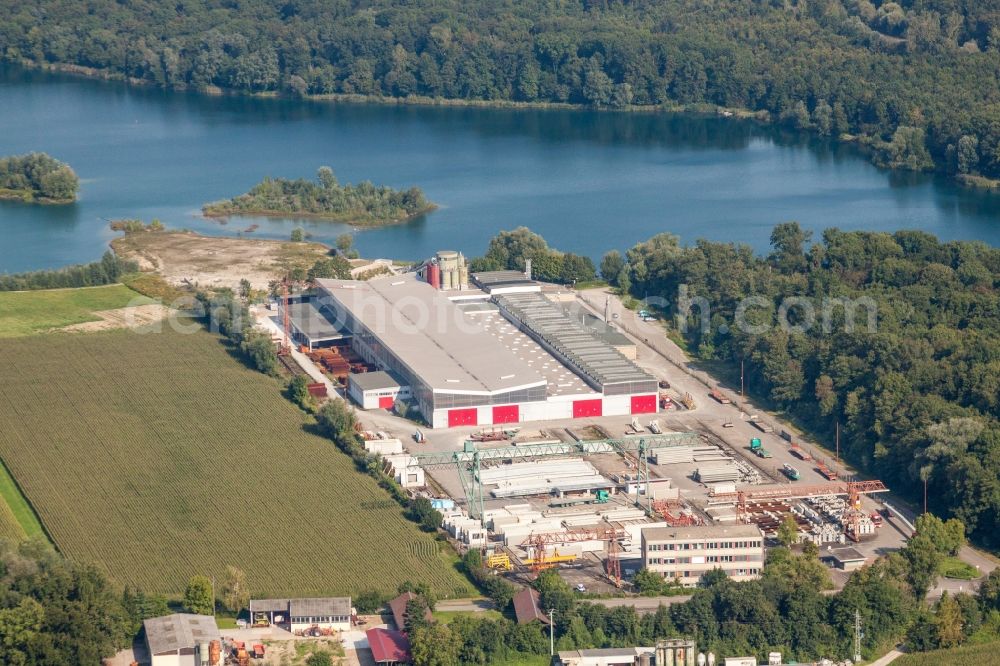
[
  {"xmin": 572, "ymin": 398, "xmax": 603, "ymax": 418},
  {"xmin": 448, "ymin": 408, "xmax": 478, "ymax": 428},
  {"xmin": 378, "ymin": 396, "xmax": 395, "ymax": 410},
  {"xmin": 631, "ymin": 395, "xmax": 657, "ymax": 414},
  {"xmin": 492, "ymin": 405, "xmax": 519, "ymax": 424}
]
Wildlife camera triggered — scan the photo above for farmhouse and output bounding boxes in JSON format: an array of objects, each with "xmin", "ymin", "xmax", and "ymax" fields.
[
  {"xmin": 512, "ymin": 587, "xmax": 551, "ymax": 625},
  {"xmin": 249, "ymin": 597, "xmax": 352, "ymax": 633},
  {"xmin": 388, "ymin": 591, "xmax": 433, "ymax": 632},
  {"xmin": 144, "ymin": 613, "xmax": 221, "ymax": 666}
]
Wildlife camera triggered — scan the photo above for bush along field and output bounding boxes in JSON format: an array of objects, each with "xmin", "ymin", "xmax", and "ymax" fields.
[{"xmin": 0, "ymin": 326, "xmax": 472, "ymax": 598}]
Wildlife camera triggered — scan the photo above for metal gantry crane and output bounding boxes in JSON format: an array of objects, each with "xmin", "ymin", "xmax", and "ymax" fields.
[
  {"xmin": 410, "ymin": 433, "xmax": 701, "ymax": 520},
  {"xmin": 520, "ymin": 526, "xmax": 624, "ymax": 586}
]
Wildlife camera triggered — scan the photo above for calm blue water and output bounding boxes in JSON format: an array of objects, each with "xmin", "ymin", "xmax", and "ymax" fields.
[{"xmin": 1, "ymin": 65, "xmax": 999, "ymax": 273}]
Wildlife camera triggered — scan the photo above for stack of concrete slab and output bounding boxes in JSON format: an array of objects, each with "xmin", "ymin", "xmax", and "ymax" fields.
[
  {"xmin": 599, "ymin": 507, "xmax": 647, "ymax": 522},
  {"xmin": 651, "ymin": 446, "xmax": 695, "ymax": 464},
  {"xmin": 481, "ymin": 459, "xmax": 612, "ymax": 498},
  {"xmin": 706, "ymin": 506, "xmax": 739, "ymax": 523},
  {"xmin": 693, "ymin": 450, "xmax": 734, "ymax": 463},
  {"xmin": 363, "ymin": 438, "xmax": 404, "ymax": 455},
  {"xmin": 696, "ymin": 464, "xmax": 740, "ymax": 483}
]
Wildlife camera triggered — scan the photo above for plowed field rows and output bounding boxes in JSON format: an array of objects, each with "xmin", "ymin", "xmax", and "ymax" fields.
[{"xmin": 0, "ymin": 328, "xmax": 471, "ymax": 598}]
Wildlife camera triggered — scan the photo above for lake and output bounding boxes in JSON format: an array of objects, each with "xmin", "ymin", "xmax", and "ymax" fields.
[{"xmin": 1, "ymin": 65, "xmax": 999, "ymax": 274}]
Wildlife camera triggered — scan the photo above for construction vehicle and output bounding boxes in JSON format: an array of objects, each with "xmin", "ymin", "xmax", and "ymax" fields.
[
  {"xmin": 660, "ymin": 393, "xmax": 673, "ymax": 409},
  {"xmin": 749, "ymin": 439, "xmax": 772, "ymax": 458},
  {"xmin": 485, "ymin": 551, "xmax": 513, "ymax": 571},
  {"xmin": 870, "ymin": 512, "xmax": 883, "ymax": 528},
  {"xmin": 816, "ymin": 459, "xmax": 838, "ymax": 481},
  {"xmin": 680, "ymin": 392, "xmax": 696, "ymax": 410},
  {"xmin": 549, "ymin": 489, "xmax": 610, "ymax": 508},
  {"xmin": 782, "ymin": 463, "xmax": 800, "ymax": 481},
  {"xmin": 789, "ymin": 443, "xmax": 812, "ymax": 461},
  {"xmin": 709, "ymin": 389, "xmax": 731, "ymax": 404}
]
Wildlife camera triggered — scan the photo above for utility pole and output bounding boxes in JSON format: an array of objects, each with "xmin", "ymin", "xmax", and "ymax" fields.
[
  {"xmin": 549, "ymin": 609, "xmax": 555, "ymax": 656},
  {"xmin": 740, "ymin": 358, "xmax": 745, "ymax": 416},
  {"xmin": 924, "ymin": 477, "xmax": 928, "ymax": 515},
  {"xmin": 212, "ymin": 575, "xmax": 216, "ymax": 617},
  {"xmin": 854, "ymin": 609, "xmax": 862, "ymax": 662}
]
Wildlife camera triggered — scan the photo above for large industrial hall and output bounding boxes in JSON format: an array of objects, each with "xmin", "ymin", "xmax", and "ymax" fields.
[{"xmin": 308, "ymin": 250, "xmax": 659, "ymax": 428}]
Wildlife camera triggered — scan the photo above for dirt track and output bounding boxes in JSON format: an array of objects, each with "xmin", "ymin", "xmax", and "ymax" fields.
[{"xmin": 111, "ymin": 231, "xmax": 330, "ymax": 291}]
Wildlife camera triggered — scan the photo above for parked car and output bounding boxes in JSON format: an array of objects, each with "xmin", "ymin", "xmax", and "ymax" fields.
[
  {"xmin": 575, "ymin": 584, "xmax": 587, "ymax": 593},
  {"xmin": 722, "ymin": 422, "xmax": 735, "ymax": 428},
  {"xmin": 658, "ymin": 379, "xmax": 671, "ymax": 389}
]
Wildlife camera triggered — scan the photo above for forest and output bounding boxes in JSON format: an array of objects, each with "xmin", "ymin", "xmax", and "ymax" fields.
[
  {"xmin": 0, "ymin": 537, "xmax": 164, "ymax": 665},
  {"xmin": 2, "ymin": 1, "xmax": 1000, "ymax": 182},
  {"xmin": 202, "ymin": 166, "xmax": 433, "ymax": 225},
  {"xmin": 605, "ymin": 223, "xmax": 1000, "ymax": 548},
  {"xmin": 0, "ymin": 152, "xmax": 78, "ymax": 203},
  {"xmin": 0, "ymin": 251, "xmax": 137, "ymax": 291}
]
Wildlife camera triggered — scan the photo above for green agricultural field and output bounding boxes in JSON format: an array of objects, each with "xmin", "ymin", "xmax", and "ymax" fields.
[
  {"xmin": 0, "ymin": 458, "xmax": 44, "ymax": 541},
  {"xmin": 893, "ymin": 640, "xmax": 1000, "ymax": 665},
  {"xmin": 0, "ymin": 284, "xmax": 151, "ymax": 336},
  {"xmin": 0, "ymin": 328, "xmax": 472, "ymax": 598}
]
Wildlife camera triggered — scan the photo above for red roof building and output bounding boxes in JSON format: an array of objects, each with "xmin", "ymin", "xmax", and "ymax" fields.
[
  {"xmin": 512, "ymin": 587, "xmax": 551, "ymax": 625},
  {"xmin": 367, "ymin": 627, "xmax": 411, "ymax": 664}
]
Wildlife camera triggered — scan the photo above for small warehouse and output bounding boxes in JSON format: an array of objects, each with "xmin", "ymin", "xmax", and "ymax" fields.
[
  {"xmin": 823, "ymin": 547, "xmax": 869, "ymax": 571},
  {"xmin": 144, "ymin": 613, "xmax": 221, "ymax": 666},
  {"xmin": 556, "ymin": 647, "xmax": 656, "ymax": 666},
  {"xmin": 348, "ymin": 370, "xmax": 411, "ymax": 410},
  {"xmin": 366, "ymin": 627, "xmax": 412, "ymax": 664},
  {"xmin": 249, "ymin": 597, "xmax": 352, "ymax": 633}
]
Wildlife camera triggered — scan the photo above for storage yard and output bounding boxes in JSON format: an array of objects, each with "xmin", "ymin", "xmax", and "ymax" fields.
[{"xmin": 282, "ymin": 253, "xmax": 909, "ymax": 593}]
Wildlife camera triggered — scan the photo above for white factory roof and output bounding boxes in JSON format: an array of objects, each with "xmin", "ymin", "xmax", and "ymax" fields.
[
  {"xmin": 315, "ymin": 274, "xmax": 546, "ymax": 395},
  {"xmin": 494, "ymin": 292, "xmax": 656, "ymax": 392}
]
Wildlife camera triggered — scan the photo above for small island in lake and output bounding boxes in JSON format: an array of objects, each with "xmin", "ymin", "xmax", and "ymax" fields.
[
  {"xmin": 0, "ymin": 152, "xmax": 80, "ymax": 204},
  {"xmin": 202, "ymin": 166, "xmax": 435, "ymax": 226}
]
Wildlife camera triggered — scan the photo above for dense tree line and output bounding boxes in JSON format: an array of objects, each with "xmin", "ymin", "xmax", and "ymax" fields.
[
  {"xmin": 0, "ymin": 152, "xmax": 78, "ymax": 202},
  {"xmin": 3, "ymin": 2, "xmax": 1000, "ymax": 180},
  {"xmin": 195, "ymin": 289, "xmax": 279, "ymax": 375},
  {"xmin": 202, "ymin": 166, "xmax": 433, "ymax": 225},
  {"xmin": 407, "ymin": 515, "xmax": 993, "ymax": 664},
  {"xmin": 0, "ymin": 251, "xmax": 137, "ymax": 291},
  {"xmin": 611, "ymin": 222, "xmax": 1000, "ymax": 547},
  {"xmin": 0, "ymin": 537, "xmax": 167, "ymax": 665},
  {"xmin": 469, "ymin": 226, "xmax": 597, "ymax": 284}
]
